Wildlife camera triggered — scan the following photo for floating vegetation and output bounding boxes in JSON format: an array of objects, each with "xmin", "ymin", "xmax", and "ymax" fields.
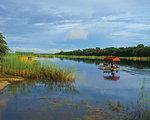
[
  {"xmin": 40, "ymin": 98, "xmax": 114, "ymax": 120},
  {"xmin": 106, "ymin": 101, "xmax": 126, "ymax": 113}
]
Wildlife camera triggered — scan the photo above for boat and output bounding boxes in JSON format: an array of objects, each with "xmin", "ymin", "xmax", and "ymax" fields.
[
  {"xmin": 98, "ymin": 64, "xmax": 120, "ymax": 72},
  {"xmin": 98, "ymin": 56, "xmax": 121, "ymax": 72}
]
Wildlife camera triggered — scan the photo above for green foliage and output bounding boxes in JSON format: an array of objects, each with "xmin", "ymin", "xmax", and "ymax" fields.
[
  {"xmin": 130, "ymin": 80, "xmax": 150, "ymax": 120},
  {"xmin": 57, "ymin": 44, "xmax": 150, "ymax": 57},
  {"xmin": 0, "ymin": 33, "xmax": 9, "ymax": 56},
  {"xmin": 15, "ymin": 51, "xmax": 34, "ymax": 55},
  {"xmin": 0, "ymin": 54, "xmax": 75, "ymax": 82}
]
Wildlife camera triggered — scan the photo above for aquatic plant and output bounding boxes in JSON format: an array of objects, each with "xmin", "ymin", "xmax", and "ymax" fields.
[
  {"xmin": 127, "ymin": 80, "xmax": 150, "ymax": 120},
  {"xmin": 0, "ymin": 54, "xmax": 75, "ymax": 82},
  {"xmin": 106, "ymin": 80, "xmax": 150, "ymax": 120},
  {"xmin": 106, "ymin": 101, "xmax": 126, "ymax": 113}
]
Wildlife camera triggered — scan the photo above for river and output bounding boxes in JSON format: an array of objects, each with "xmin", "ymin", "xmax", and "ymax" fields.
[{"xmin": 0, "ymin": 57, "xmax": 150, "ymax": 120}]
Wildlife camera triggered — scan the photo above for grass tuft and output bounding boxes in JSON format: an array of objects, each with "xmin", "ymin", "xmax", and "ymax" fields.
[{"xmin": 0, "ymin": 54, "xmax": 75, "ymax": 82}]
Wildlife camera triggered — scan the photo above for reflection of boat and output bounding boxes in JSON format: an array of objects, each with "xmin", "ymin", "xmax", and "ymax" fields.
[{"xmin": 104, "ymin": 76, "xmax": 120, "ymax": 81}]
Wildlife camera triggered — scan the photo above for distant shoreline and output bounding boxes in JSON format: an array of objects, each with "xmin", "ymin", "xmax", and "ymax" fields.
[{"xmin": 35, "ymin": 54, "xmax": 150, "ymax": 62}]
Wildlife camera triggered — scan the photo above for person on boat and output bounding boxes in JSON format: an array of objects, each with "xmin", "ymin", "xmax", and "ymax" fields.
[{"xmin": 111, "ymin": 63, "xmax": 116, "ymax": 77}]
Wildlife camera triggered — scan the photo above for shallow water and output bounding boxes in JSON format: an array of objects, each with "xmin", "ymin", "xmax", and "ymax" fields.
[{"xmin": 0, "ymin": 58, "xmax": 150, "ymax": 120}]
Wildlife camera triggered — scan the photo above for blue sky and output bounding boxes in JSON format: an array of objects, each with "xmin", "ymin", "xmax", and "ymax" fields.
[{"xmin": 0, "ymin": 0, "xmax": 150, "ymax": 53}]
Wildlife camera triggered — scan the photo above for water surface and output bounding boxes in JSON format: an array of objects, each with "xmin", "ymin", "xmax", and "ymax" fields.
[{"xmin": 0, "ymin": 58, "xmax": 150, "ymax": 120}]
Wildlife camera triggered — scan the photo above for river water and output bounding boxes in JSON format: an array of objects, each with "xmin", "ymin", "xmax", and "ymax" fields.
[{"xmin": 0, "ymin": 58, "xmax": 150, "ymax": 120}]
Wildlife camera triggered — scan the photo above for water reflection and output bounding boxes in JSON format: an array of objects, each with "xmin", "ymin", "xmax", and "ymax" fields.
[
  {"xmin": 57, "ymin": 57, "xmax": 150, "ymax": 79},
  {"xmin": 103, "ymin": 75, "xmax": 120, "ymax": 81},
  {"xmin": 42, "ymin": 80, "xmax": 78, "ymax": 94},
  {"xmin": 102, "ymin": 69, "xmax": 120, "ymax": 81},
  {"xmin": 58, "ymin": 57, "xmax": 150, "ymax": 69},
  {"xmin": 1, "ymin": 57, "xmax": 150, "ymax": 120},
  {"xmin": 4, "ymin": 80, "xmax": 78, "ymax": 95}
]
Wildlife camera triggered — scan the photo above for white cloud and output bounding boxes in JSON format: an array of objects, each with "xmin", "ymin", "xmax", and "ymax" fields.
[
  {"xmin": 111, "ymin": 31, "xmax": 142, "ymax": 38},
  {"xmin": 101, "ymin": 13, "xmax": 132, "ymax": 22},
  {"xmin": 11, "ymin": 47, "xmax": 49, "ymax": 53},
  {"xmin": 11, "ymin": 47, "xmax": 77, "ymax": 53},
  {"xmin": 6, "ymin": 35, "xmax": 32, "ymax": 44},
  {"xmin": 1, "ymin": 0, "xmax": 150, "ymax": 50},
  {"xmin": 126, "ymin": 23, "xmax": 150, "ymax": 30},
  {"xmin": 32, "ymin": 22, "xmax": 46, "ymax": 26},
  {"xmin": 67, "ymin": 26, "xmax": 88, "ymax": 40}
]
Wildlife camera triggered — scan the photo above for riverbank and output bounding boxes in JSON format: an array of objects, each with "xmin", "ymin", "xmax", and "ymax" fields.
[
  {"xmin": 0, "ymin": 54, "xmax": 75, "ymax": 91},
  {"xmin": 35, "ymin": 54, "xmax": 150, "ymax": 62},
  {"xmin": 0, "ymin": 73, "xmax": 25, "ymax": 91}
]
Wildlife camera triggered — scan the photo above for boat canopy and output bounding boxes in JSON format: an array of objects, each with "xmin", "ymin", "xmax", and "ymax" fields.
[
  {"xmin": 113, "ymin": 57, "xmax": 121, "ymax": 62},
  {"xmin": 104, "ymin": 56, "xmax": 121, "ymax": 62}
]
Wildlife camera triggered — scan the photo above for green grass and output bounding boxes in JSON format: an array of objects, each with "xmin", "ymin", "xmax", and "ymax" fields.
[
  {"xmin": 120, "ymin": 57, "xmax": 150, "ymax": 62},
  {"xmin": 35, "ymin": 54, "xmax": 150, "ymax": 62},
  {"xmin": 0, "ymin": 54, "xmax": 75, "ymax": 82},
  {"xmin": 128, "ymin": 80, "xmax": 150, "ymax": 120},
  {"xmin": 36, "ymin": 54, "xmax": 105, "ymax": 60}
]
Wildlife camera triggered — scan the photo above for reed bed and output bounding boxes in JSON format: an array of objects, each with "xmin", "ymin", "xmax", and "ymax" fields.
[
  {"xmin": 0, "ymin": 54, "xmax": 75, "ymax": 82},
  {"xmin": 127, "ymin": 80, "xmax": 150, "ymax": 120},
  {"xmin": 120, "ymin": 57, "xmax": 150, "ymax": 62},
  {"xmin": 37, "ymin": 54, "xmax": 105, "ymax": 60},
  {"xmin": 37, "ymin": 54, "xmax": 150, "ymax": 62}
]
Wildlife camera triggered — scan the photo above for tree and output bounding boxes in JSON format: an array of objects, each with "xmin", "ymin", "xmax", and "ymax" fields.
[
  {"xmin": 56, "ymin": 44, "xmax": 150, "ymax": 57},
  {"xmin": 0, "ymin": 33, "xmax": 9, "ymax": 56},
  {"xmin": 137, "ymin": 44, "xmax": 144, "ymax": 48}
]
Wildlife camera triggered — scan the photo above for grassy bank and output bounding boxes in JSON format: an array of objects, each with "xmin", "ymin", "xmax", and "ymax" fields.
[
  {"xmin": 120, "ymin": 57, "xmax": 150, "ymax": 62},
  {"xmin": 36, "ymin": 54, "xmax": 105, "ymax": 60},
  {"xmin": 0, "ymin": 54, "xmax": 75, "ymax": 90},
  {"xmin": 36, "ymin": 54, "xmax": 150, "ymax": 62}
]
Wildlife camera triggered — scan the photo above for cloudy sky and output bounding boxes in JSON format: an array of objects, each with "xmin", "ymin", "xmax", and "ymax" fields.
[{"xmin": 0, "ymin": 0, "xmax": 150, "ymax": 53}]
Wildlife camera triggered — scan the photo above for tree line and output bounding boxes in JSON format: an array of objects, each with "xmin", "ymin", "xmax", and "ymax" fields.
[{"xmin": 56, "ymin": 44, "xmax": 150, "ymax": 57}]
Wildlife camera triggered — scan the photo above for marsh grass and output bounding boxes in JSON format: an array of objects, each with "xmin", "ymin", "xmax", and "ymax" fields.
[
  {"xmin": 36, "ymin": 54, "xmax": 105, "ymax": 60},
  {"xmin": 36, "ymin": 54, "xmax": 150, "ymax": 62},
  {"xmin": 120, "ymin": 57, "xmax": 150, "ymax": 62},
  {"xmin": 128, "ymin": 80, "xmax": 150, "ymax": 120},
  {"xmin": 106, "ymin": 80, "xmax": 150, "ymax": 120},
  {"xmin": 0, "ymin": 54, "xmax": 75, "ymax": 82}
]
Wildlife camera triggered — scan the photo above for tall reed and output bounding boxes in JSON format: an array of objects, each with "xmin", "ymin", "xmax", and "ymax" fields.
[
  {"xmin": 0, "ymin": 54, "xmax": 75, "ymax": 82},
  {"xmin": 106, "ymin": 80, "xmax": 150, "ymax": 120}
]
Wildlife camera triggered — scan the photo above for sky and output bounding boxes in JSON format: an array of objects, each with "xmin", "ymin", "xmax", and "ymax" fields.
[{"xmin": 0, "ymin": 0, "xmax": 150, "ymax": 53}]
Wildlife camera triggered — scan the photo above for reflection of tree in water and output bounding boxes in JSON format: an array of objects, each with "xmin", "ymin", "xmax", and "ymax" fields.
[
  {"xmin": 5, "ymin": 80, "xmax": 78, "ymax": 95},
  {"xmin": 60, "ymin": 57, "xmax": 102, "ymax": 65},
  {"xmin": 120, "ymin": 59, "xmax": 150, "ymax": 69},
  {"xmin": 60, "ymin": 57, "xmax": 150, "ymax": 69},
  {"xmin": 41, "ymin": 80, "xmax": 78, "ymax": 94}
]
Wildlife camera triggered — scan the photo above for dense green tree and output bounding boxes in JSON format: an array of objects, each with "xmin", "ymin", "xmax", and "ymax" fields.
[
  {"xmin": 0, "ymin": 33, "xmax": 9, "ymax": 56},
  {"xmin": 137, "ymin": 44, "xmax": 144, "ymax": 48},
  {"xmin": 57, "ymin": 44, "xmax": 150, "ymax": 57}
]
